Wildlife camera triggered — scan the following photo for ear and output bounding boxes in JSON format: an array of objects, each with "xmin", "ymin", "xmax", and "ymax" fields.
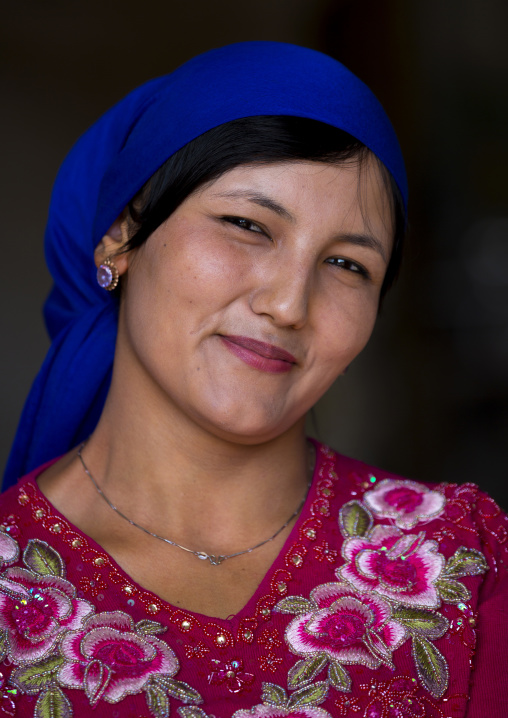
[{"xmin": 93, "ymin": 210, "xmax": 132, "ymax": 276}]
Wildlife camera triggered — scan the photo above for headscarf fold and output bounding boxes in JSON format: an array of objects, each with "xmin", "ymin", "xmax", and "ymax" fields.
[{"xmin": 3, "ymin": 41, "xmax": 407, "ymax": 489}]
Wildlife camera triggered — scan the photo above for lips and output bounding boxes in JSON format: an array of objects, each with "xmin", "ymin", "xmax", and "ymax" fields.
[
  {"xmin": 222, "ymin": 335, "xmax": 297, "ymax": 363},
  {"xmin": 219, "ymin": 335, "xmax": 297, "ymax": 374}
]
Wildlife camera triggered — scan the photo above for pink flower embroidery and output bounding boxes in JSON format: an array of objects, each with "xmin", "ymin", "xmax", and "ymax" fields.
[
  {"xmin": 0, "ymin": 532, "xmax": 19, "ymax": 566},
  {"xmin": 361, "ymin": 676, "xmax": 428, "ymax": 718},
  {"xmin": 339, "ymin": 526, "xmax": 445, "ymax": 608},
  {"xmin": 233, "ymin": 707, "xmax": 332, "ymax": 717},
  {"xmin": 285, "ymin": 583, "xmax": 406, "ymax": 669},
  {"xmin": 208, "ymin": 658, "xmax": 254, "ymax": 693},
  {"xmin": 58, "ymin": 611, "xmax": 178, "ymax": 705},
  {"xmin": 363, "ymin": 480, "xmax": 445, "ymax": 530},
  {"xmin": 0, "ymin": 567, "xmax": 94, "ymax": 663}
]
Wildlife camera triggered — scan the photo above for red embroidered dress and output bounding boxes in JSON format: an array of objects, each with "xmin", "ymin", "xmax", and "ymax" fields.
[{"xmin": 0, "ymin": 442, "xmax": 506, "ymax": 717}]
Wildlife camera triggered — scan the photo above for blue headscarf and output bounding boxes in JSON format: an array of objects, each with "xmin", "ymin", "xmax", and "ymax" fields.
[{"xmin": 3, "ymin": 41, "xmax": 407, "ymax": 489}]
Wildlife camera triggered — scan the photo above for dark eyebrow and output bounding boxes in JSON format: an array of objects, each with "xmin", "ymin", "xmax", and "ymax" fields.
[
  {"xmin": 339, "ymin": 233, "xmax": 388, "ymax": 263},
  {"xmin": 210, "ymin": 190, "xmax": 295, "ymax": 222}
]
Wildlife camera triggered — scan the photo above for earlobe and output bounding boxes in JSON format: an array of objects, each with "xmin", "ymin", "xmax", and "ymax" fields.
[{"xmin": 93, "ymin": 212, "xmax": 131, "ymax": 276}]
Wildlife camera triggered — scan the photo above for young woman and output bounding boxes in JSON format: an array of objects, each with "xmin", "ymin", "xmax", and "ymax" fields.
[{"xmin": 0, "ymin": 42, "xmax": 505, "ymax": 717}]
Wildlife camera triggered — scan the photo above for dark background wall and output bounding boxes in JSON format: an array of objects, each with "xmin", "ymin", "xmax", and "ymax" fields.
[{"xmin": 2, "ymin": 0, "xmax": 508, "ymax": 505}]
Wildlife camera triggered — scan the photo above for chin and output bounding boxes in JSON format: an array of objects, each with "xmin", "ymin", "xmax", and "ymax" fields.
[{"xmin": 195, "ymin": 406, "xmax": 301, "ymax": 445}]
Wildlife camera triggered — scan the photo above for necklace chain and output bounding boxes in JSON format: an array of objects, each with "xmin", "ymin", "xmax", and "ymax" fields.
[{"xmin": 77, "ymin": 443, "xmax": 312, "ymax": 566}]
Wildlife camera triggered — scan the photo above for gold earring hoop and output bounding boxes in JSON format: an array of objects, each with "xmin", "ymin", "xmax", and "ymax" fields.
[{"xmin": 96, "ymin": 257, "xmax": 120, "ymax": 291}]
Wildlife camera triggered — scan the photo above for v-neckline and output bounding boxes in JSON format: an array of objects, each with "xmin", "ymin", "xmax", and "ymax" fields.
[{"xmin": 24, "ymin": 439, "xmax": 332, "ymax": 627}]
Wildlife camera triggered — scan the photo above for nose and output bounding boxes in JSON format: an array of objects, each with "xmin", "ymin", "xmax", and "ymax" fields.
[{"xmin": 249, "ymin": 262, "xmax": 312, "ymax": 329}]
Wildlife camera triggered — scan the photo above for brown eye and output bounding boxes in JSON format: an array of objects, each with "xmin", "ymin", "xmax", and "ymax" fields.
[
  {"xmin": 222, "ymin": 216, "xmax": 264, "ymax": 234},
  {"xmin": 326, "ymin": 257, "xmax": 370, "ymax": 279}
]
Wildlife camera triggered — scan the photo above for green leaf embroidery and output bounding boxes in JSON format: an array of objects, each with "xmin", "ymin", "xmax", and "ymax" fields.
[
  {"xmin": 11, "ymin": 656, "xmax": 65, "ymax": 695},
  {"xmin": 412, "ymin": 636, "xmax": 449, "ymax": 698},
  {"xmin": 338, "ymin": 500, "xmax": 373, "ymax": 538},
  {"xmin": 23, "ymin": 540, "xmax": 64, "ymax": 577},
  {"xmin": 135, "ymin": 619, "xmax": 167, "ymax": 636},
  {"xmin": 274, "ymin": 596, "xmax": 313, "ymax": 615},
  {"xmin": 443, "ymin": 547, "xmax": 488, "ymax": 578},
  {"xmin": 328, "ymin": 661, "xmax": 352, "ymax": 692},
  {"xmin": 288, "ymin": 654, "xmax": 328, "ymax": 689},
  {"xmin": 178, "ymin": 708, "xmax": 210, "ymax": 718},
  {"xmin": 261, "ymin": 682, "xmax": 287, "ymax": 707},
  {"xmin": 436, "ymin": 578, "xmax": 471, "ymax": 603},
  {"xmin": 34, "ymin": 686, "xmax": 72, "ymax": 718},
  {"xmin": 158, "ymin": 678, "xmax": 202, "ymax": 704},
  {"xmin": 392, "ymin": 606, "xmax": 449, "ymax": 639},
  {"xmin": 0, "ymin": 630, "xmax": 8, "ymax": 663},
  {"xmin": 146, "ymin": 683, "xmax": 170, "ymax": 718},
  {"xmin": 287, "ymin": 681, "xmax": 329, "ymax": 708}
]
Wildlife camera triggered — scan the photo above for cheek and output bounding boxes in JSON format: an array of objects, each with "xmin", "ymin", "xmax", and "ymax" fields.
[{"xmin": 313, "ymin": 294, "xmax": 379, "ymax": 372}]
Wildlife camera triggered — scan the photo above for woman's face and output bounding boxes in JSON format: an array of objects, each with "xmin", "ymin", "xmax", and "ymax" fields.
[{"xmin": 115, "ymin": 158, "xmax": 394, "ymax": 444}]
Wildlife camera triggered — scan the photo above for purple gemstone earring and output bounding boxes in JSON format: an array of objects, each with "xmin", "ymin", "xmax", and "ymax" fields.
[{"xmin": 96, "ymin": 257, "xmax": 119, "ymax": 291}]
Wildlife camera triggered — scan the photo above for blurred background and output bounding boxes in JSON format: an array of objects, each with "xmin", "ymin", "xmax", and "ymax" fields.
[{"xmin": 1, "ymin": 0, "xmax": 507, "ymax": 505}]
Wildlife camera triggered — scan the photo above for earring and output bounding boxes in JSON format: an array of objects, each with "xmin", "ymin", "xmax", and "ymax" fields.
[{"xmin": 96, "ymin": 257, "xmax": 119, "ymax": 291}]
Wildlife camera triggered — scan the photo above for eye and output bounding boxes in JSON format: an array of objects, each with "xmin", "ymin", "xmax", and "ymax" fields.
[
  {"xmin": 326, "ymin": 257, "xmax": 370, "ymax": 279},
  {"xmin": 222, "ymin": 216, "xmax": 265, "ymax": 234}
]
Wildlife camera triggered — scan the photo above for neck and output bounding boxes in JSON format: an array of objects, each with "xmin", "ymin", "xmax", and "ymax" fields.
[{"xmin": 79, "ymin": 358, "xmax": 311, "ymax": 557}]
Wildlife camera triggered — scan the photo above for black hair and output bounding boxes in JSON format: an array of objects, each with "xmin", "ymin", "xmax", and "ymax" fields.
[{"xmin": 124, "ymin": 116, "xmax": 406, "ymax": 299}]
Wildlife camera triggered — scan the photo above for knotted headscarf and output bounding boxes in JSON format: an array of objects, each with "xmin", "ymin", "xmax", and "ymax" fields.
[{"xmin": 3, "ymin": 41, "xmax": 407, "ymax": 489}]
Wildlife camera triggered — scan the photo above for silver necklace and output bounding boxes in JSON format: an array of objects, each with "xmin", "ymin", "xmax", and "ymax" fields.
[{"xmin": 77, "ymin": 443, "xmax": 312, "ymax": 566}]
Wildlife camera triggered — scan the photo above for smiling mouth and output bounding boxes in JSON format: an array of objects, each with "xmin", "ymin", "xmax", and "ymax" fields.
[{"xmin": 219, "ymin": 335, "xmax": 297, "ymax": 374}]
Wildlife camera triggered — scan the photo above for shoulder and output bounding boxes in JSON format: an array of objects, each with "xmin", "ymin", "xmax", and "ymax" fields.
[{"xmin": 319, "ymin": 441, "xmax": 508, "ymax": 562}]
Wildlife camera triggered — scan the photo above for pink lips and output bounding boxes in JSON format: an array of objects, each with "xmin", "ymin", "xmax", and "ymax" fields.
[{"xmin": 220, "ymin": 335, "xmax": 296, "ymax": 374}]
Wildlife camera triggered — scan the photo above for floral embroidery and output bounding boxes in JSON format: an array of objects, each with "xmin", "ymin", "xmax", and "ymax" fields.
[
  {"xmin": 313, "ymin": 542, "xmax": 338, "ymax": 564},
  {"xmin": 0, "ymin": 517, "xmax": 20, "ymax": 541},
  {"xmin": 232, "ymin": 682, "xmax": 332, "ymax": 717},
  {"xmin": 278, "ymin": 583, "xmax": 406, "ymax": 692},
  {"xmin": 0, "ymin": 554, "xmax": 94, "ymax": 663},
  {"xmin": 184, "ymin": 641, "xmax": 210, "ymax": 659},
  {"xmin": 358, "ymin": 676, "xmax": 456, "ymax": 718},
  {"xmin": 0, "ymin": 447, "xmax": 495, "ymax": 715},
  {"xmin": 277, "ymin": 496, "xmax": 488, "ymax": 700},
  {"xmin": 208, "ymin": 658, "xmax": 254, "ymax": 694},
  {"xmin": 339, "ymin": 526, "xmax": 445, "ymax": 609},
  {"xmin": 286, "ymin": 582, "xmax": 406, "ymax": 668},
  {"xmin": 334, "ymin": 694, "xmax": 361, "ymax": 715},
  {"xmin": 79, "ymin": 571, "xmax": 109, "ymax": 598},
  {"xmin": 0, "ymin": 537, "xmax": 203, "ymax": 717},
  {"xmin": 57, "ymin": 611, "xmax": 179, "ymax": 703},
  {"xmin": 258, "ymin": 653, "xmax": 284, "ymax": 673},
  {"xmin": 363, "ymin": 480, "xmax": 445, "ymax": 530},
  {"xmin": 0, "ymin": 531, "xmax": 19, "ymax": 567}
]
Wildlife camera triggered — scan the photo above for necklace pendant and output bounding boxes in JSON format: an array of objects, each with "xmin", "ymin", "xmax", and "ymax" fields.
[
  {"xmin": 196, "ymin": 552, "xmax": 209, "ymax": 561},
  {"xmin": 208, "ymin": 555, "xmax": 226, "ymax": 566}
]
